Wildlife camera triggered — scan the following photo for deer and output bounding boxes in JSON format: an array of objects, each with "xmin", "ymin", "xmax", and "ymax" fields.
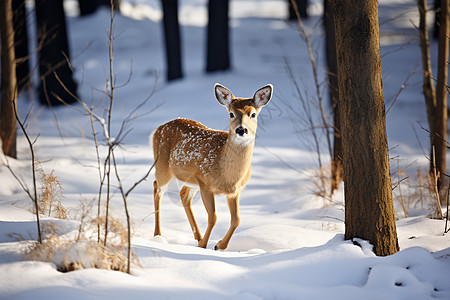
[{"xmin": 152, "ymin": 83, "xmax": 273, "ymax": 250}]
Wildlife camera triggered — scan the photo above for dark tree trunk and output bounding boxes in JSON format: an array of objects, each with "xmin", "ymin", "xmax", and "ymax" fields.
[
  {"xmin": 206, "ymin": 0, "xmax": 230, "ymax": 72},
  {"xmin": 161, "ymin": 0, "xmax": 182, "ymax": 81},
  {"xmin": 79, "ymin": 0, "xmax": 121, "ymax": 15},
  {"xmin": 12, "ymin": 0, "xmax": 30, "ymax": 91},
  {"xmin": 324, "ymin": 0, "xmax": 342, "ymax": 195},
  {"xmin": 418, "ymin": 0, "xmax": 437, "ymax": 130},
  {"xmin": 288, "ymin": 0, "xmax": 308, "ymax": 20},
  {"xmin": 78, "ymin": 0, "xmax": 100, "ymax": 16},
  {"xmin": 433, "ymin": 0, "xmax": 441, "ymax": 39},
  {"xmin": 333, "ymin": 0, "xmax": 399, "ymax": 256},
  {"xmin": 418, "ymin": 0, "xmax": 448, "ymax": 202},
  {"xmin": 434, "ymin": 0, "xmax": 448, "ymax": 194},
  {"xmin": 35, "ymin": 0, "xmax": 77, "ymax": 106},
  {"xmin": 0, "ymin": 0, "xmax": 18, "ymax": 158}
]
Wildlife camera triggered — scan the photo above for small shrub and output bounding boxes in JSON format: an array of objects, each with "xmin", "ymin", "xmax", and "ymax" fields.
[
  {"xmin": 33, "ymin": 161, "xmax": 67, "ymax": 219},
  {"xmin": 392, "ymin": 168, "xmax": 443, "ymax": 218},
  {"xmin": 24, "ymin": 217, "xmax": 137, "ymax": 273}
]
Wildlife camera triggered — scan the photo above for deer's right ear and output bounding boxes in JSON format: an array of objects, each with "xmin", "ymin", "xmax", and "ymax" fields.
[{"xmin": 215, "ymin": 83, "xmax": 233, "ymax": 107}]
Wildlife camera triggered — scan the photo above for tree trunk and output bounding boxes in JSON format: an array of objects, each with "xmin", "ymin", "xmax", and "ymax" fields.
[
  {"xmin": 35, "ymin": 0, "xmax": 78, "ymax": 106},
  {"xmin": 206, "ymin": 0, "xmax": 230, "ymax": 72},
  {"xmin": 0, "ymin": 0, "xmax": 18, "ymax": 158},
  {"xmin": 433, "ymin": 0, "xmax": 441, "ymax": 39},
  {"xmin": 434, "ymin": 0, "xmax": 448, "ymax": 194},
  {"xmin": 418, "ymin": 0, "xmax": 437, "ymax": 128},
  {"xmin": 418, "ymin": 0, "xmax": 448, "ymax": 201},
  {"xmin": 78, "ymin": 0, "xmax": 100, "ymax": 16},
  {"xmin": 12, "ymin": 0, "xmax": 30, "ymax": 91},
  {"xmin": 333, "ymin": 0, "xmax": 399, "ymax": 256},
  {"xmin": 324, "ymin": 0, "xmax": 342, "ymax": 195},
  {"xmin": 161, "ymin": 0, "xmax": 182, "ymax": 81},
  {"xmin": 288, "ymin": 0, "xmax": 308, "ymax": 20},
  {"xmin": 79, "ymin": 0, "xmax": 121, "ymax": 15}
]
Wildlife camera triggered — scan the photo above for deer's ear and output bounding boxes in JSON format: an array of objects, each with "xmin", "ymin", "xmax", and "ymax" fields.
[
  {"xmin": 215, "ymin": 83, "xmax": 233, "ymax": 107},
  {"xmin": 253, "ymin": 84, "xmax": 273, "ymax": 108}
]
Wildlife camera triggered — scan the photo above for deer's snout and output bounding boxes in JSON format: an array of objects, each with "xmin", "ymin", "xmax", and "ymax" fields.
[{"xmin": 235, "ymin": 127, "xmax": 248, "ymax": 136}]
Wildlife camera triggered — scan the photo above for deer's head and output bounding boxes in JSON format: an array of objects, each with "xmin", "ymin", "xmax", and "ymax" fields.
[{"xmin": 215, "ymin": 83, "xmax": 273, "ymax": 146}]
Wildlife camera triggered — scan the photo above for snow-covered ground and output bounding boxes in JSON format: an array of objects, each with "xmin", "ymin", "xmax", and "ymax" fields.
[{"xmin": 1, "ymin": 0, "xmax": 449, "ymax": 299}]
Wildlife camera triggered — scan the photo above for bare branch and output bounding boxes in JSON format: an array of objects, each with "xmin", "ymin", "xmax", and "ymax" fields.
[
  {"xmin": 290, "ymin": 0, "xmax": 332, "ymax": 159},
  {"xmin": 12, "ymin": 97, "xmax": 42, "ymax": 244}
]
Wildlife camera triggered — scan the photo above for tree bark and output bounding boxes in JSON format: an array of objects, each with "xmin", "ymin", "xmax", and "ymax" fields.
[
  {"xmin": 78, "ymin": 0, "xmax": 100, "ymax": 16},
  {"xmin": 418, "ymin": 0, "xmax": 437, "ymax": 128},
  {"xmin": 0, "ymin": 0, "xmax": 18, "ymax": 158},
  {"xmin": 35, "ymin": 0, "xmax": 78, "ymax": 106},
  {"xmin": 161, "ymin": 0, "xmax": 182, "ymax": 81},
  {"xmin": 418, "ymin": 0, "xmax": 448, "ymax": 200},
  {"xmin": 433, "ymin": 0, "xmax": 441, "ymax": 39},
  {"xmin": 333, "ymin": 0, "xmax": 399, "ymax": 256},
  {"xmin": 206, "ymin": 0, "xmax": 230, "ymax": 72},
  {"xmin": 12, "ymin": 0, "xmax": 30, "ymax": 91},
  {"xmin": 324, "ymin": 0, "xmax": 342, "ymax": 195},
  {"xmin": 434, "ymin": 0, "xmax": 448, "ymax": 194}
]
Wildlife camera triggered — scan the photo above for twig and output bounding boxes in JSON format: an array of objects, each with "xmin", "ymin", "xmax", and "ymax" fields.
[
  {"xmin": 431, "ymin": 146, "xmax": 443, "ymax": 219},
  {"xmin": 12, "ymin": 98, "xmax": 42, "ymax": 244},
  {"xmin": 284, "ymin": 58, "xmax": 325, "ymax": 189},
  {"xmin": 111, "ymin": 149, "xmax": 131, "ymax": 274},
  {"xmin": 395, "ymin": 158, "xmax": 408, "ymax": 217},
  {"xmin": 126, "ymin": 161, "xmax": 156, "ymax": 197},
  {"xmin": 386, "ymin": 64, "xmax": 418, "ymax": 115},
  {"xmin": 290, "ymin": 0, "xmax": 332, "ymax": 160},
  {"xmin": 445, "ymin": 183, "xmax": 449, "ymax": 233},
  {"xmin": 104, "ymin": 0, "xmax": 117, "ymax": 247}
]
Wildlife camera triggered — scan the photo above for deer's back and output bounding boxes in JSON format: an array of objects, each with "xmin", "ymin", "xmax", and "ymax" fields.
[{"xmin": 153, "ymin": 118, "xmax": 228, "ymax": 182}]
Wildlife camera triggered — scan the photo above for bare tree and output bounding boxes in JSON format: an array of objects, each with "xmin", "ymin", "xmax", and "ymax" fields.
[
  {"xmin": 206, "ymin": 0, "xmax": 230, "ymax": 72},
  {"xmin": 35, "ymin": 0, "xmax": 78, "ymax": 105},
  {"xmin": 434, "ymin": 0, "xmax": 448, "ymax": 193},
  {"xmin": 0, "ymin": 0, "xmax": 18, "ymax": 158},
  {"xmin": 333, "ymin": 0, "xmax": 399, "ymax": 256},
  {"xmin": 418, "ymin": 0, "xmax": 448, "ymax": 197},
  {"xmin": 433, "ymin": 0, "xmax": 441, "ymax": 38},
  {"xmin": 12, "ymin": 0, "xmax": 30, "ymax": 91},
  {"xmin": 324, "ymin": 0, "xmax": 343, "ymax": 195},
  {"xmin": 161, "ymin": 0, "xmax": 182, "ymax": 81}
]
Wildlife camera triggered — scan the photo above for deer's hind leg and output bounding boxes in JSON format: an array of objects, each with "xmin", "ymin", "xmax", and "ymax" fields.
[
  {"xmin": 180, "ymin": 186, "xmax": 202, "ymax": 241},
  {"xmin": 153, "ymin": 169, "xmax": 172, "ymax": 237}
]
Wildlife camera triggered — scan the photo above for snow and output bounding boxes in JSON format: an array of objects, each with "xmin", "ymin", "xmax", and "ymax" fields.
[{"xmin": 1, "ymin": 0, "xmax": 450, "ymax": 299}]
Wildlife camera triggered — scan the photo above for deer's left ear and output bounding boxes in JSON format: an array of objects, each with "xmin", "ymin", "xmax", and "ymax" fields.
[
  {"xmin": 215, "ymin": 83, "xmax": 234, "ymax": 107},
  {"xmin": 253, "ymin": 84, "xmax": 273, "ymax": 107}
]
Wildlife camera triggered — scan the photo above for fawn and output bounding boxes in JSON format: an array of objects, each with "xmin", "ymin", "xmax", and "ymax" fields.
[{"xmin": 152, "ymin": 83, "xmax": 273, "ymax": 250}]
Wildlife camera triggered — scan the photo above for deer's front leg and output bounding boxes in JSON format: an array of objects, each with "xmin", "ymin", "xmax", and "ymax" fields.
[
  {"xmin": 198, "ymin": 188, "xmax": 217, "ymax": 248},
  {"xmin": 214, "ymin": 194, "xmax": 240, "ymax": 250}
]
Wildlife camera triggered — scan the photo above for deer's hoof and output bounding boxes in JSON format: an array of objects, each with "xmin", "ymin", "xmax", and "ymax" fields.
[{"xmin": 213, "ymin": 243, "xmax": 225, "ymax": 251}]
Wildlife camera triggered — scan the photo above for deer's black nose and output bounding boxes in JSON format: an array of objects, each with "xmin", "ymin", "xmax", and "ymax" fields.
[{"xmin": 235, "ymin": 127, "xmax": 248, "ymax": 136}]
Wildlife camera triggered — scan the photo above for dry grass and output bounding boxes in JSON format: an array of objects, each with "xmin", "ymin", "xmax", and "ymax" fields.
[
  {"xmin": 311, "ymin": 163, "xmax": 444, "ymax": 219},
  {"xmin": 33, "ymin": 162, "xmax": 67, "ymax": 219},
  {"xmin": 311, "ymin": 164, "xmax": 332, "ymax": 199},
  {"xmin": 16, "ymin": 161, "xmax": 138, "ymax": 273},
  {"xmin": 391, "ymin": 168, "xmax": 443, "ymax": 219},
  {"xmin": 24, "ymin": 215, "xmax": 138, "ymax": 273}
]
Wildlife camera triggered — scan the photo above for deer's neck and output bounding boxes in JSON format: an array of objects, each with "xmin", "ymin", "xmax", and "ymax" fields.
[{"xmin": 219, "ymin": 134, "xmax": 255, "ymax": 184}]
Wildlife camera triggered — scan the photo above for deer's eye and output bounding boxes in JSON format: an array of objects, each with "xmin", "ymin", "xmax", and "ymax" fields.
[
  {"xmin": 251, "ymin": 112, "xmax": 256, "ymax": 118},
  {"xmin": 230, "ymin": 112, "xmax": 235, "ymax": 118}
]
